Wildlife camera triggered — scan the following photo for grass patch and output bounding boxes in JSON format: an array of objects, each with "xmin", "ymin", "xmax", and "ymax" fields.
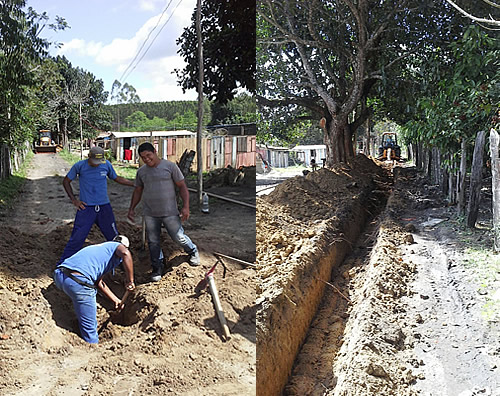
[
  {"xmin": 111, "ymin": 163, "xmax": 137, "ymax": 180},
  {"xmin": 59, "ymin": 149, "xmax": 81, "ymax": 165},
  {"xmin": 0, "ymin": 151, "xmax": 34, "ymax": 209},
  {"xmin": 462, "ymin": 244, "xmax": 500, "ymax": 322}
]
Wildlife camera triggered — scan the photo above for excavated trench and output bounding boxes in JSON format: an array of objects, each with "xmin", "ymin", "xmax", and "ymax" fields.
[
  {"xmin": 284, "ymin": 209, "xmax": 386, "ymax": 395},
  {"xmin": 256, "ymin": 156, "xmax": 392, "ymax": 396}
]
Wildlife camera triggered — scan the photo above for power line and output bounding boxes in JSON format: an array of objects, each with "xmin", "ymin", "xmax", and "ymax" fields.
[
  {"xmin": 119, "ymin": 0, "xmax": 185, "ymax": 86},
  {"xmin": 118, "ymin": 0, "xmax": 175, "ymax": 83}
]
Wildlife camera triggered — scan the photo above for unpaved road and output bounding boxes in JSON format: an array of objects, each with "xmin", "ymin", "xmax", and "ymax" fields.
[
  {"xmin": 0, "ymin": 152, "xmax": 256, "ymax": 395},
  {"xmin": 398, "ymin": 180, "xmax": 500, "ymax": 395}
]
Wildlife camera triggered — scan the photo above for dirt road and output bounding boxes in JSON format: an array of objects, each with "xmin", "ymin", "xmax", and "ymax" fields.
[{"xmin": 0, "ymin": 153, "xmax": 256, "ymax": 395}]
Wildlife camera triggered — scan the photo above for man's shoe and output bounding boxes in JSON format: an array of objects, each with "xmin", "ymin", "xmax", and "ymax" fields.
[
  {"xmin": 189, "ymin": 251, "xmax": 200, "ymax": 266},
  {"xmin": 151, "ymin": 269, "xmax": 162, "ymax": 282}
]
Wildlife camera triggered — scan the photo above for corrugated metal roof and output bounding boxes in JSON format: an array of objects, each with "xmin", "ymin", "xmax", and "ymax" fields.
[{"xmin": 110, "ymin": 130, "xmax": 196, "ymax": 138}]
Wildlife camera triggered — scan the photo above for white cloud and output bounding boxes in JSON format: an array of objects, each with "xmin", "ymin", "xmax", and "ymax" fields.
[
  {"xmin": 57, "ymin": 39, "xmax": 103, "ymax": 58},
  {"xmin": 55, "ymin": 0, "xmax": 197, "ymax": 101},
  {"xmin": 138, "ymin": 0, "xmax": 163, "ymax": 11},
  {"xmin": 136, "ymin": 55, "xmax": 197, "ymax": 101}
]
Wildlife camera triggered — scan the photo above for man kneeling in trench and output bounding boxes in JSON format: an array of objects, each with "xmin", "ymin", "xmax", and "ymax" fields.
[{"xmin": 53, "ymin": 235, "xmax": 135, "ymax": 344}]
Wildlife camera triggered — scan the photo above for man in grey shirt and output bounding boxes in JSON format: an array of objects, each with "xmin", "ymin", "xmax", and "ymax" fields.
[{"xmin": 127, "ymin": 142, "xmax": 199, "ymax": 282}]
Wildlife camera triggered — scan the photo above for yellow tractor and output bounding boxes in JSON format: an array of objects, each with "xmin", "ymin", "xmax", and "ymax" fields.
[
  {"xmin": 35, "ymin": 130, "xmax": 57, "ymax": 153},
  {"xmin": 377, "ymin": 132, "xmax": 401, "ymax": 161}
]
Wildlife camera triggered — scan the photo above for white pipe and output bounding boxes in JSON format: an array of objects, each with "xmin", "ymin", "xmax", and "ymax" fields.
[{"xmin": 207, "ymin": 273, "xmax": 231, "ymax": 340}]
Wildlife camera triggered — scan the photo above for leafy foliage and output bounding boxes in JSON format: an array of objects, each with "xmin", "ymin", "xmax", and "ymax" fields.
[
  {"xmin": 401, "ymin": 25, "xmax": 499, "ymax": 154},
  {"xmin": 110, "ymin": 80, "xmax": 141, "ymax": 104},
  {"xmin": 176, "ymin": 0, "xmax": 256, "ymax": 104},
  {"xmin": 0, "ymin": 0, "xmax": 66, "ymax": 147},
  {"xmin": 257, "ymin": 0, "xmax": 469, "ymax": 164}
]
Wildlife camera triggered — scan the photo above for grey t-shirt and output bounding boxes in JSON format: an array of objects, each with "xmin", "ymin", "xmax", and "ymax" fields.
[{"xmin": 135, "ymin": 159, "xmax": 184, "ymax": 217}]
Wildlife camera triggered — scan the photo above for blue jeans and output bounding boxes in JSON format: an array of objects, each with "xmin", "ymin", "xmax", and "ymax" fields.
[
  {"xmin": 53, "ymin": 268, "xmax": 99, "ymax": 344},
  {"xmin": 58, "ymin": 203, "xmax": 118, "ymax": 264},
  {"xmin": 144, "ymin": 215, "xmax": 197, "ymax": 272}
]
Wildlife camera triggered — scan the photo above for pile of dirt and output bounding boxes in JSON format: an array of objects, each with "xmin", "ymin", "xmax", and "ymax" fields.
[
  {"xmin": 257, "ymin": 155, "xmax": 387, "ymax": 298},
  {"xmin": 204, "ymin": 166, "xmax": 256, "ymax": 188},
  {"xmin": 0, "ymin": 153, "xmax": 256, "ymax": 395},
  {"xmin": 256, "ymin": 155, "xmax": 391, "ymax": 395}
]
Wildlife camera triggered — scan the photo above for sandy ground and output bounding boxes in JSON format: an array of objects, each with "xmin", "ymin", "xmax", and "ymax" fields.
[
  {"xmin": 0, "ymin": 153, "xmax": 256, "ymax": 395},
  {"xmin": 257, "ymin": 158, "xmax": 500, "ymax": 396}
]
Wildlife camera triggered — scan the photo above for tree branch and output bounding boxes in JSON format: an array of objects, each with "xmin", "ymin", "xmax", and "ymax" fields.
[{"xmin": 444, "ymin": 0, "xmax": 500, "ymax": 26}]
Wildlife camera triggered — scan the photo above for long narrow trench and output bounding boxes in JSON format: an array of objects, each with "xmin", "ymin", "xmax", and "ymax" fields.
[{"xmin": 284, "ymin": 205, "xmax": 387, "ymax": 395}]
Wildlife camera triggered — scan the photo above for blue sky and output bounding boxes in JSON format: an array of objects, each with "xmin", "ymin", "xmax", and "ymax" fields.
[{"xmin": 27, "ymin": 0, "xmax": 198, "ymax": 102}]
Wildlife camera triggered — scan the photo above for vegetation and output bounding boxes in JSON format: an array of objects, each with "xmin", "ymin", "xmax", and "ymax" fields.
[
  {"xmin": 0, "ymin": 151, "xmax": 33, "ymax": 208},
  {"xmin": 257, "ymin": 0, "xmax": 476, "ymax": 165},
  {"xmin": 176, "ymin": 0, "xmax": 256, "ymax": 104},
  {"xmin": 0, "ymin": 0, "xmax": 67, "ymax": 149},
  {"xmin": 105, "ymin": 93, "xmax": 256, "ymax": 131}
]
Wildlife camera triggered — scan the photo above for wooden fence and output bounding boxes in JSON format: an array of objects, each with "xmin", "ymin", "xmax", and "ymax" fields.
[{"xmin": 0, "ymin": 142, "xmax": 31, "ymax": 181}]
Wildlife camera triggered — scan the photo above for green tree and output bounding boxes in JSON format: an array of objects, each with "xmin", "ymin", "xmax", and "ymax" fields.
[
  {"xmin": 402, "ymin": 25, "xmax": 499, "ymax": 159},
  {"xmin": 176, "ymin": 0, "xmax": 256, "ymax": 104},
  {"xmin": 110, "ymin": 80, "xmax": 141, "ymax": 104},
  {"xmin": 257, "ymin": 0, "xmax": 467, "ymax": 166},
  {"xmin": 0, "ymin": 0, "xmax": 66, "ymax": 148},
  {"xmin": 210, "ymin": 93, "xmax": 257, "ymax": 124}
]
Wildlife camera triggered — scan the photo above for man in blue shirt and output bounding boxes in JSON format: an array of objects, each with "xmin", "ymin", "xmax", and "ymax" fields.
[
  {"xmin": 53, "ymin": 235, "xmax": 135, "ymax": 344},
  {"xmin": 58, "ymin": 146, "xmax": 134, "ymax": 264}
]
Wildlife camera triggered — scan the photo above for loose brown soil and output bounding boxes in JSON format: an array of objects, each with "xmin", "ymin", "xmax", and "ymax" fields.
[{"xmin": 0, "ymin": 153, "xmax": 256, "ymax": 395}]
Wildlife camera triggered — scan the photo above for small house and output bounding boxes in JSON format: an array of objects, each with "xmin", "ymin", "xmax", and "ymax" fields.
[{"xmin": 291, "ymin": 144, "xmax": 327, "ymax": 167}]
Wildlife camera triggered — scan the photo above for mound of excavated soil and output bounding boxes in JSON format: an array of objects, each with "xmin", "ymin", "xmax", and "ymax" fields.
[
  {"xmin": 0, "ymin": 153, "xmax": 255, "ymax": 395},
  {"xmin": 256, "ymin": 155, "xmax": 390, "ymax": 396},
  {"xmin": 204, "ymin": 166, "xmax": 256, "ymax": 188}
]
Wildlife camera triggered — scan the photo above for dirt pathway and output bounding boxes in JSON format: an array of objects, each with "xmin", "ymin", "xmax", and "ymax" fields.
[
  {"xmin": 0, "ymin": 153, "xmax": 256, "ymax": 395},
  {"xmin": 2, "ymin": 152, "xmax": 75, "ymax": 232},
  {"xmin": 400, "ymin": 205, "xmax": 500, "ymax": 395}
]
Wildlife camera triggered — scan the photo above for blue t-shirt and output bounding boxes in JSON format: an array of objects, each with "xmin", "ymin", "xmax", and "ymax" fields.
[
  {"xmin": 59, "ymin": 241, "xmax": 122, "ymax": 283},
  {"xmin": 67, "ymin": 160, "xmax": 117, "ymax": 205}
]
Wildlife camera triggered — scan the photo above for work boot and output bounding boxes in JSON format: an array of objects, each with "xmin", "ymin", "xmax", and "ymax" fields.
[
  {"xmin": 150, "ymin": 266, "xmax": 163, "ymax": 282},
  {"xmin": 188, "ymin": 251, "xmax": 200, "ymax": 266}
]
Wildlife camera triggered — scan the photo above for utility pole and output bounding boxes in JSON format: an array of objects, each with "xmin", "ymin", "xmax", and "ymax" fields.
[{"xmin": 196, "ymin": 0, "xmax": 204, "ymax": 207}]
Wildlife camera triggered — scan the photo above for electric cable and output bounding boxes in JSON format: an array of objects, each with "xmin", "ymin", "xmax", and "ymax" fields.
[
  {"xmin": 120, "ymin": 0, "xmax": 184, "ymax": 84},
  {"xmin": 118, "ymin": 0, "xmax": 176, "ymax": 83}
]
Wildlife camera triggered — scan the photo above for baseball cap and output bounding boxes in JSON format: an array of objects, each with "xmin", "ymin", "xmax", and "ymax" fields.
[
  {"xmin": 88, "ymin": 146, "xmax": 106, "ymax": 165},
  {"xmin": 113, "ymin": 235, "xmax": 130, "ymax": 248}
]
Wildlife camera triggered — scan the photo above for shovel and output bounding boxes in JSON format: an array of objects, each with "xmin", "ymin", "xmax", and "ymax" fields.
[
  {"xmin": 98, "ymin": 289, "xmax": 133, "ymax": 334},
  {"xmin": 195, "ymin": 259, "xmax": 231, "ymax": 341}
]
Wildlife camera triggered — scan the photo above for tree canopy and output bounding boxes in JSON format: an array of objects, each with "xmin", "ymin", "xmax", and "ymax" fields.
[
  {"xmin": 176, "ymin": 0, "xmax": 256, "ymax": 104},
  {"xmin": 257, "ymin": 0, "xmax": 472, "ymax": 165},
  {"xmin": 0, "ymin": 0, "xmax": 66, "ymax": 147}
]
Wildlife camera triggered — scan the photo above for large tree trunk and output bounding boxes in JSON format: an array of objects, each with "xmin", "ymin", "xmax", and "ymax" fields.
[
  {"xmin": 466, "ymin": 131, "xmax": 486, "ymax": 228},
  {"xmin": 490, "ymin": 129, "xmax": 500, "ymax": 251},
  {"xmin": 457, "ymin": 139, "xmax": 467, "ymax": 216},
  {"xmin": 324, "ymin": 117, "xmax": 354, "ymax": 166}
]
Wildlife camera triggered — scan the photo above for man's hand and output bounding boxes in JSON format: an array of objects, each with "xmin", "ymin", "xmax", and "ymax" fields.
[
  {"xmin": 127, "ymin": 208, "xmax": 135, "ymax": 223},
  {"xmin": 114, "ymin": 299, "xmax": 124, "ymax": 312},
  {"xmin": 72, "ymin": 198, "xmax": 87, "ymax": 210},
  {"xmin": 180, "ymin": 206, "xmax": 190, "ymax": 222}
]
